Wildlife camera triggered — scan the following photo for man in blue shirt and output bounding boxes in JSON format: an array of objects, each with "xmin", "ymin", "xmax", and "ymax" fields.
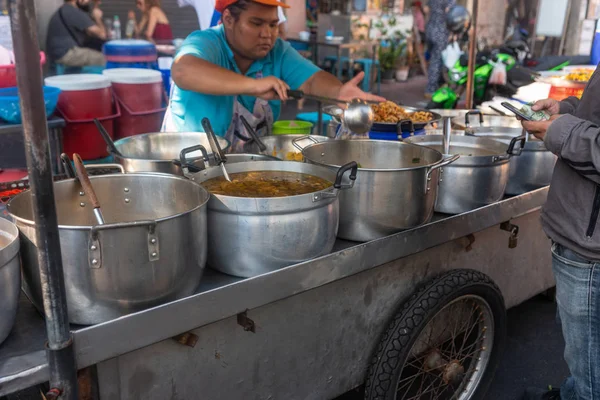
[{"xmin": 167, "ymin": 0, "xmax": 384, "ymax": 152}]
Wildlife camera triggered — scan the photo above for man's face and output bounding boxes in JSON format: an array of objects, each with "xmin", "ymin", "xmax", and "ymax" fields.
[
  {"xmin": 223, "ymin": 3, "xmax": 279, "ymax": 61},
  {"xmin": 76, "ymin": 0, "xmax": 91, "ymax": 12}
]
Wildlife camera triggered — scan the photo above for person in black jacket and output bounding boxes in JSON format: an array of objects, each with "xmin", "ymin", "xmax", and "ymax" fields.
[
  {"xmin": 520, "ymin": 72, "xmax": 600, "ymax": 400},
  {"xmin": 46, "ymin": 0, "xmax": 107, "ymax": 67}
]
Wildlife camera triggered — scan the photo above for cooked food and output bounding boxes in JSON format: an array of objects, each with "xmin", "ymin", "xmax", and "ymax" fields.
[
  {"xmin": 565, "ymin": 69, "xmax": 593, "ymax": 82},
  {"xmin": 372, "ymin": 101, "xmax": 434, "ymax": 124},
  {"xmin": 271, "ymin": 146, "xmax": 303, "ymax": 162},
  {"xmin": 202, "ymin": 171, "xmax": 331, "ymax": 197}
]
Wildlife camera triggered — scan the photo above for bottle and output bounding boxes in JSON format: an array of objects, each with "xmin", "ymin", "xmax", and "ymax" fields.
[
  {"xmin": 125, "ymin": 10, "xmax": 136, "ymax": 39},
  {"xmin": 104, "ymin": 18, "xmax": 113, "ymax": 40},
  {"xmin": 113, "ymin": 15, "xmax": 121, "ymax": 40}
]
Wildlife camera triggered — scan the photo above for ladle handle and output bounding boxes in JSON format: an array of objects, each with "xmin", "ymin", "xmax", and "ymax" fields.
[
  {"xmin": 240, "ymin": 115, "xmax": 267, "ymax": 152},
  {"xmin": 201, "ymin": 118, "xmax": 227, "ymax": 164},
  {"xmin": 94, "ymin": 118, "xmax": 122, "ymax": 157},
  {"xmin": 73, "ymin": 153, "xmax": 102, "ymax": 210},
  {"xmin": 60, "ymin": 153, "xmax": 77, "ymax": 179}
]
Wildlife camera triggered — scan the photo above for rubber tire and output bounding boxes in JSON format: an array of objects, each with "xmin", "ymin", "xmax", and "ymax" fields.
[{"xmin": 364, "ymin": 269, "xmax": 507, "ymax": 400}]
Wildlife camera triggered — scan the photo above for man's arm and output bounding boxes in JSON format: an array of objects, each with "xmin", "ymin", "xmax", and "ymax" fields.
[
  {"xmin": 86, "ymin": 7, "xmax": 106, "ymax": 40},
  {"xmin": 545, "ymin": 114, "xmax": 600, "ymax": 184},
  {"xmin": 171, "ymin": 55, "xmax": 289, "ymax": 100},
  {"xmin": 559, "ymin": 97, "xmax": 580, "ymax": 115}
]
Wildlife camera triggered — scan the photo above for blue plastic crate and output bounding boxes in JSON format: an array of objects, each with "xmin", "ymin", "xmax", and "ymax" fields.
[{"xmin": 0, "ymin": 86, "xmax": 61, "ymax": 124}]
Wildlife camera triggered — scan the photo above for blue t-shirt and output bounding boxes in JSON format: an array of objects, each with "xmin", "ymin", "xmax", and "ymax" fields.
[{"xmin": 170, "ymin": 25, "xmax": 320, "ymax": 135}]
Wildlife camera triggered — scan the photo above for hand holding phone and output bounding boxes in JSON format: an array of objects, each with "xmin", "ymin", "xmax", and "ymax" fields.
[{"xmin": 501, "ymin": 102, "xmax": 532, "ymax": 121}]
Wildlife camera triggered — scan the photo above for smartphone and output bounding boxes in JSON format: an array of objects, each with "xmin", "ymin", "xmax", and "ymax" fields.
[{"xmin": 501, "ymin": 102, "xmax": 532, "ymax": 121}]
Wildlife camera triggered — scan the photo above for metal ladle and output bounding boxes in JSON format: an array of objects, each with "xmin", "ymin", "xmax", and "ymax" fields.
[
  {"xmin": 287, "ymin": 90, "xmax": 374, "ymax": 134},
  {"xmin": 201, "ymin": 117, "xmax": 232, "ymax": 182},
  {"xmin": 73, "ymin": 153, "xmax": 105, "ymax": 225},
  {"xmin": 94, "ymin": 118, "xmax": 123, "ymax": 157}
]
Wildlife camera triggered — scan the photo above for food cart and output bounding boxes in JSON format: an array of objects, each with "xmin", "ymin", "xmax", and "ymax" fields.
[{"xmin": 1, "ymin": 1, "xmax": 556, "ymax": 399}]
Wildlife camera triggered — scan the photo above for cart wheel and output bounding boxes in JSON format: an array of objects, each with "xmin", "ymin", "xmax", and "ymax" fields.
[{"xmin": 364, "ymin": 269, "xmax": 506, "ymax": 400}]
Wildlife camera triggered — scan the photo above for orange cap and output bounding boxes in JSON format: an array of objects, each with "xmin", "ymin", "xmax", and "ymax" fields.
[{"xmin": 215, "ymin": 0, "xmax": 290, "ymax": 13}]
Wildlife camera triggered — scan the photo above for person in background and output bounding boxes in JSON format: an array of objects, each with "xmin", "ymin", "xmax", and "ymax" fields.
[
  {"xmin": 519, "ymin": 70, "xmax": 600, "ymax": 400},
  {"xmin": 411, "ymin": 1, "xmax": 426, "ymax": 44},
  {"xmin": 135, "ymin": 0, "xmax": 174, "ymax": 43},
  {"xmin": 46, "ymin": 0, "xmax": 106, "ymax": 67},
  {"xmin": 424, "ymin": 0, "xmax": 454, "ymax": 97}
]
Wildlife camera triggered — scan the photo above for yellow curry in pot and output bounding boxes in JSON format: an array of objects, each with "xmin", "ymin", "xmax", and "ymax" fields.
[{"xmin": 202, "ymin": 171, "xmax": 332, "ymax": 197}]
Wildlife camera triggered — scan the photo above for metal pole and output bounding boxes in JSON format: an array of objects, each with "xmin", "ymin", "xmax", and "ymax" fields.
[
  {"xmin": 8, "ymin": 1, "xmax": 78, "ymax": 399},
  {"xmin": 465, "ymin": 0, "xmax": 479, "ymax": 109}
]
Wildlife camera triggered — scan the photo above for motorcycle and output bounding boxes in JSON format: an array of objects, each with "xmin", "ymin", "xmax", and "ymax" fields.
[{"xmin": 427, "ymin": 50, "xmax": 518, "ymax": 109}]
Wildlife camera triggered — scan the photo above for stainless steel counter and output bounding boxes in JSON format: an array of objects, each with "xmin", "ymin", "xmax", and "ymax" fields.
[{"xmin": 0, "ymin": 187, "xmax": 549, "ymax": 396}]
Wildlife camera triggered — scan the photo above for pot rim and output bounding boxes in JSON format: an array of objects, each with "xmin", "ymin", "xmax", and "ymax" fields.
[
  {"xmin": 301, "ymin": 139, "xmax": 445, "ymax": 172},
  {"xmin": 190, "ymin": 161, "xmax": 346, "ymax": 212},
  {"xmin": 0, "ymin": 218, "xmax": 20, "ymax": 267},
  {"xmin": 111, "ymin": 131, "xmax": 231, "ymax": 162},
  {"xmin": 403, "ymin": 134, "xmax": 513, "ymax": 166},
  {"xmin": 7, "ymin": 173, "xmax": 210, "ymax": 230}
]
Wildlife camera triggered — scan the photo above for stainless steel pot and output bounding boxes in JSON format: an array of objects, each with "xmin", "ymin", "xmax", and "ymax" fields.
[
  {"xmin": 8, "ymin": 173, "xmax": 209, "ymax": 325},
  {"xmin": 464, "ymin": 126, "xmax": 557, "ymax": 195},
  {"xmin": 451, "ymin": 110, "xmax": 522, "ymax": 130},
  {"xmin": 188, "ymin": 161, "xmax": 357, "ymax": 277},
  {"xmin": 404, "ymin": 134, "xmax": 525, "ymax": 214},
  {"xmin": 242, "ymin": 135, "xmax": 331, "ymax": 160},
  {"xmin": 300, "ymin": 140, "xmax": 459, "ymax": 242},
  {"xmin": 112, "ymin": 132, "xmax": 231, "ymax": 175},
  {"xmin": 0, "ymin": 217, "xmax": 20, "ymax": 345}
]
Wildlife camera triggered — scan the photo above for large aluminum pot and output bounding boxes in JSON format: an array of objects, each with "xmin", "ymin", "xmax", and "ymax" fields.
[
  {"xmin": 242, "ymin": 135, "xmax": 331, "ymax": 161},
  {"xmin": 8, "ymin": 173, "xmax": 209, "ymax": 325},
  {"xmin": 465, "ymin": 126, "xmax": 557, "ymax": 195},
  {"xmin": 189, "ymin": 161, "xmax": 357, "ymax": 277},
  {"xmin": 404, "ymin": 134, "xmax": 525, "ymax": 214},
  {"xmin": 300, "ymin": 140, "xmax": 459, "ymax": 242},
  {"xmin": 0, "ymin": 217, "xmax": 20, "ymax": 345},
  {"xmin": 112, "ymin": 132, "xmax": 231, "ymax": 175},
  {"xmin": 451, "ymin": 110, "xmax": 522, "ymax": 130}
]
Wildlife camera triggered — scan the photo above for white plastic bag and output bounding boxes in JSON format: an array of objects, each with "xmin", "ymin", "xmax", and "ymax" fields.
[
  {"xmin": 488, "ymin": 61, "xmax": 507, "ymax": 85},
  {"xmin": 442, "ymin": 41, "xmax": 462, "ymax": 70}
]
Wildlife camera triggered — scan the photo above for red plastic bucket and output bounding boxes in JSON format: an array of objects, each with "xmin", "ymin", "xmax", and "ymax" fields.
[
  {"xmin": 45, "ymin": 74, "xmax": 118, "ymax": 160},
  {"xmin": 102, "ymin": 68, "xmax": 166, "ymax": 139},
  {"xmin": 0, "ymin": 52, "xmax": 46, "ymax": 89}
]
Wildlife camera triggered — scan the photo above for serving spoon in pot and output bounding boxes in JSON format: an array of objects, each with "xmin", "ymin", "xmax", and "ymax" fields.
[
  {"xmin": 73, "ymin": 153, "xmax": 105, "ymax": 225},
  {"xmin": 201, "ymin": 117, "xmax": 232, "ymax": 182},
  {"xmin": 239, "ymin": 115, "xmax": 268, "ymax": 155}
]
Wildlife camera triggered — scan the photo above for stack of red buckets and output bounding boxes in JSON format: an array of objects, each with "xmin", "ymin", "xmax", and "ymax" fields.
[{"xmin": 44, "ymin": 68, "xmax": 166, "ymax": 160}]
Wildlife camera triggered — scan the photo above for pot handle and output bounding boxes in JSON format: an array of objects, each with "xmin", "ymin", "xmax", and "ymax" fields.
[
  {"xmin": 61, "ymin": 154, "xmax": 125, "ymax": 176},
  {"xmin": 465, "ymin": 110, "xmax": 484, "ymax": 128},
  {"xmin": 333, "ymin": 161, "xmax": 358, "ymax": 190},
  {"xmin": 397, "ymin": 119, "xmax": 414, "ymax": 138},
  {"xmin": 494, "ymin": 134, "xmax": 526, "ymax": 162},
  {"xmin": 88, "ymin": 220, "xmax": 159, "ymax": 268},
  {"xmin": 425, "ymin": 154, "xmax": 460, "ymax": 193},
  {"xmin": 292, "ymin": 135, "xmax": 319, "ymax": 151},
  {"xmin": 178, "ymin": 144, "xmax": 210, "ymax": 175}
]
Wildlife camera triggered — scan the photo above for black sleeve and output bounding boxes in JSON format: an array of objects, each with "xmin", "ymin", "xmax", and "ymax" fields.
[{"xmin": 62, "ymin": 5, "xmax": 94, "ymax": 33}]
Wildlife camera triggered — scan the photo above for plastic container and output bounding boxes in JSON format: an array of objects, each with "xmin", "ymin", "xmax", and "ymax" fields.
[
  {"xmin": 0, "ymin": 52, "xmax": 45, "ymax": 89},
  {"xmin": 272, "ymin": 120, "xmax": 314, "ymax": 135},
  {"xmin": 102, "ymin": 68, "xmax": 166, "ymax": 138},
  {"xmin": 369, "ymin": 129, "xmax": 426, "ymax": 141},
  {"xmin": 547, "ymin": 77, "xmax": 587, "ymax": 101},
  {"xmin": 103, "ymin": 40, "xmax": 158, "ymax": 70},
  {"xmin": 45, "ymin": 74, "xmax": 119, "ymax": 160},
  {"xmin": 0, "ymin": 86, "xmax": 60, "ymax": 124}
]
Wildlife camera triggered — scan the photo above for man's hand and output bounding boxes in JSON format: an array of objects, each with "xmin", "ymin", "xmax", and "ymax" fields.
[
  {"xmin": 338, "ymin": 72, "xmax": 386, "ymax": 103},
  {"xmin": 531, "ymin": 98, "xmax": 561, "ymax": 116},
  {"xmin": 521, "ymin": 114, "xmax": 561, "ymax": 140},
  {"xmin": 91, "ymin": 7, "xmax": 103, "ymax": 22},
  {"xmin": 251, "ymin": 77, "xmax": 290, "ymax": 101}
]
